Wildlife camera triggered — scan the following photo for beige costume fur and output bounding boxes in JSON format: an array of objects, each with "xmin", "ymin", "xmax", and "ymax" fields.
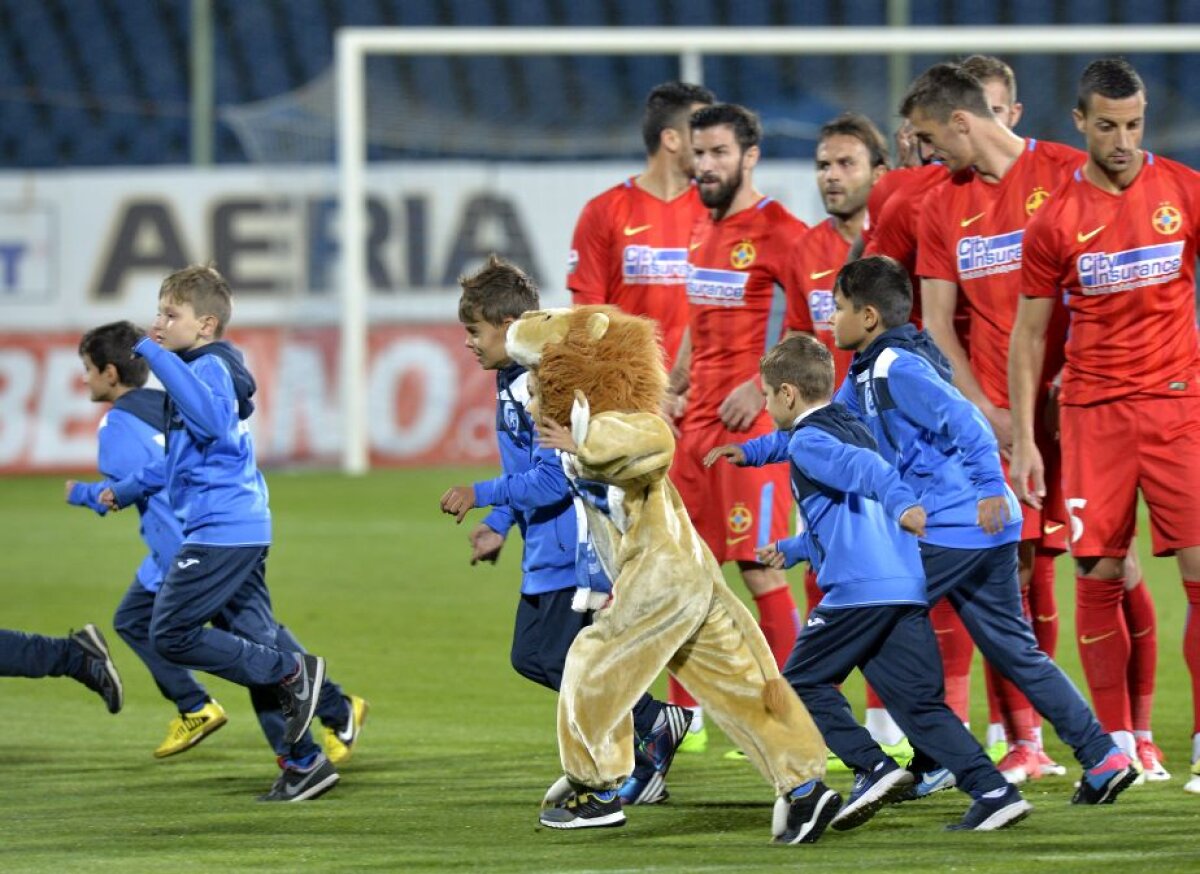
[{"xmin": 507, "ymin": 306, "xmax": 826, "ymax": 803}]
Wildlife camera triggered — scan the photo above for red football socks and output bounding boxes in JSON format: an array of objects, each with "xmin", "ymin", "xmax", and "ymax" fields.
[{"xmin": 1075, "ymin": 574, "xmax": 1132, "ymax": 733}]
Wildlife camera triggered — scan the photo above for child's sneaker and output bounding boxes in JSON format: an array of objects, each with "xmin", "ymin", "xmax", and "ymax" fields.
[
  {"xmin": 946, "ymin": 783, "xmax": 1031, "ymax": 831},
  {"xmin": 1071, "ymin": 747, "xmax": 1137, "ymax": 804},
  {"xmin": 618, "ymin": 704, "xmax": 692, "ymax": 805},
  {"xmin": 539, "ymin": 788, "xmax": 625, "ymax": 829},
  {"xmin": 896, "ymin": 766, "xmax": 957, "ymax": 802},
  {"xmin": 276, "ymin": 653, "xmax": 325, "ymax": 745},
  {"xmin": 322, "ymin": 694, "xmax": 369, "ymax": 765},
  {"xmin": 1134, "ymin": 738, "xmax": 1170, "ymax": 783},
  {"xmin": 154, "ymin": 698, "xmax": 228, "ymax": 758},
  {"xmin": 68, "ymin": 624, "xmax": 123, "ymax": 714},
  {"xmin": 773, "ymin": 780, "xmax": 842, "ymax": 844},
  {"xmin": 258, "ymin": 753, "xmax": 339, "ymax": 802},
  {"xmin": 830, "ymin": 760, "xmax": 914, "ymax": 831}
]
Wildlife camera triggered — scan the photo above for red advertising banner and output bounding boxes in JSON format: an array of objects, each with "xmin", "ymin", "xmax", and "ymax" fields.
[{"xmin": 0, "ymin": 324, "xmax": 499, "ymax": 473}]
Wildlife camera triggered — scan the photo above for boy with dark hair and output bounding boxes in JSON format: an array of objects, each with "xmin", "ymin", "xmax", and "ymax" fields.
[
  {"xmin": 440, "ymin": 256, "xmax": 687, "ymax": 806},
  {"xmin": 99, "ymin": 266, "xmax": 338, "ymax": 801},
  {"xmin": 707, "ymin": 335, "xmax": 1029, "ymax": 832},
  {"xmin": 71, "ymin": 320, "xmax": 367, "ymax": 765},
  {"xmin": 0, "ymin": 625, "xmax": 122, "ymax": 712},
  {"xmin": 831, "ymin": 255, "xmax": 1136, "ymax": 806}
]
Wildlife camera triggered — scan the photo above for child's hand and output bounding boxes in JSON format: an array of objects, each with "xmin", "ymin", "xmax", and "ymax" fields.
[
  {"xmin": 439, "ymin": 485, "xmax": 476, "ymax": 524},
  {"xmin": 468, "ymin": 523, "xmax": 504, "ymax": 565},
  {"xmin": 703, "ymin": 444, "xmax": 746, "ymax": 468},
  {"xmin": 64, "ymin": 480, "xmax": 77, "ymax": 501},
  {"xmin": 755, "ymin": 543, "xmax": 786, "ymax": 569},
  {"xmin": 538, "ymin": 417, "xmax": 578, "ymax": 454},
  {"xmin": 98, "ymin": 488, "xmax": 120, "ymax": 512},
  {"xmin": 976, "ymin": 496, "xmax": 1010, "ymax": 535},
  {"xmin": 899, "ymin": 505, "xmax": 927, "ymax": 537}
]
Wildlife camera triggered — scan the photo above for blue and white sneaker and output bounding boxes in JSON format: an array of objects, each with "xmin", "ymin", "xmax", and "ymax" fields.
[
  {"xmin": 618, "ymin": 704, "xmax": 692, "ymax": 805},
  {"xmin": 946, "ymin": 783, "xmax": 1031, "ymax": 831},
  {"xmin": 896, "ymin": 766, "xmax": 957, "ymax": 802},
  {"xmin": 830, "ymin": 760, "xmax": 914, "ymax": 831},
  {"xmin": 773, "ymin": 780, "xmax": 842, "ymax": 844},
  {"xmin": 1071, "ymin": 746, "xmax": 1137, "ymax": 805}
]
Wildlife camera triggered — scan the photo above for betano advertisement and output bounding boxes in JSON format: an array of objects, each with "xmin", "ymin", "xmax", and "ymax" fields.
[{"xmin": 0, "ymin": 161, "xmax": 820, "ymax": 471}]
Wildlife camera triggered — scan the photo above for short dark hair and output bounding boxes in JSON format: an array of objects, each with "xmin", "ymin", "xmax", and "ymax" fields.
[
  {"xmin": 457, "ymin": 254, "xmax": 540, "ymax": 325},
  {"xmin": 760, "ymin": 335, "xmax": 834, "ymax": 404},
  {"xmin": 900, "ymin": 62, "xmax": 993, "ymax": 123},
  {"xmin": 960, "ymin": 54, "xmax": 1018, "ymax": 103},
  {"xmin": 819, "ymin": 112, "xmax": 890, "ymax": 169},
  {"xmin": 690, "ymin": 103, "xmax": 762, "ymax": 152},
  {"xmin": 1077, "ymin": 58, "xmax": 1145, "ymax": 114},
  {"xmin": 834, "ymin": 256, "xmax": 913, "ymax": 329},
  {"xmin": 79, "ymin": 321, "xmax": 149, "ymax": 388},
  {"xmin": 642, "ymin": 81, "xmax": 715, "ymax": 155},
  {"xmin": 159, "ymin": 265, "xmax": 233, "ymax": 336}
]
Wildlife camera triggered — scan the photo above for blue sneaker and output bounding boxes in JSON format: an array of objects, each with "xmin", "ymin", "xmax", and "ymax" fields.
[
  {"xmin": 618, "ymin": 704, "xmax": 692, "ymax": 805},
  {"xmin": 946, "ymin": 783, "xmax": 1031, "ymax": 831},
  {"xmin": 830, "ymin": 760, "xmax": 914, "ymax": 831},
  {"xmin": 1072, "ymin": 746, "xmax": 1137, "ymax": 805},
  {"xmin": 896, "ymin": 766, "xmax": 957, "ymax": 802}
]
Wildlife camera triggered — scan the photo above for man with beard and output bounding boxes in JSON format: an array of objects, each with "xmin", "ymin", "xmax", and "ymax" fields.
[{"xmin": 668, "ymin": 104, "xmax": 807, "ymax": 715}]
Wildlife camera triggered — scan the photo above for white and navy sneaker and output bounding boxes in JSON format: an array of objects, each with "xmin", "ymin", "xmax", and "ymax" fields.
[
  {"xmin": 618, "ymin": 704, "xmax": 692, "ymax": 805},
  {"xmin": 258, "ymin": 753, "xmax": 339, "ymax": 802},
  {"xmin": 830, "ymin": 760, "xmax": 914, "ymax": 831},
  {"xmin": 773, "ymin": 780, "xmax": 842, "ymax": 844},
  {"xmin": 277, "ymin": 654, "xmax": 325, "ymax": 745},
  {"xmin": 69, "ymin": 624, "xmax": 123, "ymax": 714},
  {"xmin": 539, "ymin": 788, "xmax": 626, "ymax": 829},
  {"xmin": 946, "ymin": 783, "xmax": 1031, "ymax": 831}
]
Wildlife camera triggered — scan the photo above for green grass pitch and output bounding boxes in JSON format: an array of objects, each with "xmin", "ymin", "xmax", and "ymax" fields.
[{"xmin": 1, "ymin": 469, "xmax": 1198, "ymax": 872}]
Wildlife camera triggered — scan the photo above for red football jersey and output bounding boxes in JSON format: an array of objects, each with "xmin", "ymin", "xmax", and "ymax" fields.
[
  {"xmin": 568, "ymin": 178, "xmax": 707, "ymax": 368},
  {"xmin": 917, "ymin": 139, "xmax": 1083, "ymax": 408},
  {"xmin": 784, "ymin": 218, "xmax": 855, "ymax": 384},
  {"xmin": 1022, "ymin": 153, "xmax": 1200, "ymax": 406},
  {"xmin": 686, "ymin": 197, "xmax": 808, "ymax": 425}
]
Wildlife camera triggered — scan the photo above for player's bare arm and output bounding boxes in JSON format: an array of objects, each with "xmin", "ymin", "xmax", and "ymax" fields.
[
  {"xmin": 1008, "ymin": 295, "xmax": 1055, "ymax": 508},
  {"xmin": 922, "ymin": 277, "xmax": 1012, "ymax": 454},
  {"xmin": 703, "ymin": 444, "xmax": 746, "ymax": 467},
  {"xmin": 718, "ymin": 379, "xmax": 766, "ymax": 432},
  {"xmin": 439, "ymin": 485, "xmax": 476, "ymax": 524}
]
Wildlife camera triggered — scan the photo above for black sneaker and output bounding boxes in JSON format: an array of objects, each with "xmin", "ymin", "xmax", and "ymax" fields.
[
  {"xmin": 946, "ymin": 783, "xmax": 1031, "ymax": 831},
  {"xmin": 1071, "ymin": 746, "xmax": 1138, "ymax": 805},
  {"xmin": 69, "ymin": 624, "xmax": 123, "ymax": 714},
  {"xmin": 276, "ymin": 654, "xmax": 325, "ymax": 745},
  {"xmin": 773, "ymin": 781, "xmax": 842, "ymax": 844},
  {"xmin": 830, "ymin": 760, "xmax": 913, "ymax": 831},
  {"xmin": 258, "ymin": 753, "xmax": 339, "ymax": 802},
  {"xmin": 539, "ymin": 789, "xmax": 626, "ymax": 829}
]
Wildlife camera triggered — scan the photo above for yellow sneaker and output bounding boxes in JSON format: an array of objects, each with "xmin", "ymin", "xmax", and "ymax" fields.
[
  {"xmin": 322, "ymin": 694, "xmax": 369, "ymax": 765},
  {"xmin": 677, "ymin": 725, "xmax": 708, "ymax": 754},
  {"xmin": 881, "ymin": 738, "xmax": 914, "ymax": 768},
  {"xmin": 154, "ymin": 699, "xmax": 228, "ymax": 758}
]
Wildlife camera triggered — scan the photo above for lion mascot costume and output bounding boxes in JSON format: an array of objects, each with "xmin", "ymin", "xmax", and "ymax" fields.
[{"xmin": 508, "ymin": 306, "xmax": 829, "ymax": 840}]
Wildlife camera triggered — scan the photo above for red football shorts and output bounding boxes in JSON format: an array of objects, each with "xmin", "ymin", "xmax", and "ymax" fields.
[
  {"xmin": 1060, "ymin": 394, "xmax": 1200, "ymax": 558},
  {"xmin": 1001, "ymin": 435, "xmax": 1065, "ymax": 551},
  {"xmin": 671, "ymin": 415, "xmax": 791, "ymax": 564}
]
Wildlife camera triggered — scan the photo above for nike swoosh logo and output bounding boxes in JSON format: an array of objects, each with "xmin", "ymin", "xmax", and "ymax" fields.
[
  {"xmin": 690, "ymin": 241, "xmax": 702, "ymax": 251},
  {"xmin": 1043, "ymin": 523, "xmax": 1064, "ymax": 534},
  {"xmin": 624, "ymin": 224, "xmax": 652, "ymax": 236},
  {"xmin": 292, "ymin": 666, "xmax": 311, "ymax": 703},
  {"xmin": 1035, "ymin": 614, "xmax": 1058, "ymax": 623},
  {"xmin": 283, "ymin": 778, "xmax": 307, "ymax": 797},
  {"xmin": 809, "ymin": 269, "xmax": 835, "ymax": 280},
  {"xmin": 1076, "ymin": 225, "xmax": 1106, "ymax": 243},
  {"xmin": 960, "ymin": 213, "xmax": 985, "ymax": 228},
  {"xmin": 177, "ymin": 558, "xmax": 200, "ymax": 569},
  {"xmin": 1080, "ymin": 630, "xmax": 1117, "ymax": 645},
  {"xmin": 1131, "ymin": 627, "xmax": 1153, "ymax": 639},
  {"xmin": 725, "ymin": 535, "xmax": 749, "ymax": 547}
]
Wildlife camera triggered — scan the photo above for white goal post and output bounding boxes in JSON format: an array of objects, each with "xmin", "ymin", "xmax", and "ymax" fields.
[{"xmin": 336, "ymin": 24, "xmax": 1200, "ymax": 474}]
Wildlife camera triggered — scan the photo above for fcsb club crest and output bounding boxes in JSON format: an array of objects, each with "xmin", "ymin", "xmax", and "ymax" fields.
[
  {"xmin": 730, "ymin": 240, "xmax": 756, "ymax": 269},
  {"xmin": 1025, "ymin": 187, "xmax": 1049, "ymax": 216},
  {"xmin": 728, "ymin": 502, "xmax": 753, "ymax": 535},
  {"xmin": 1153, "ymin": 203, "xmax": 1182, "ymax": 235}
]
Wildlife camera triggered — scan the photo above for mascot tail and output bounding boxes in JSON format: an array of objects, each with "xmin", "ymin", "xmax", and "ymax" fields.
[{"xmin": 721, "ymin": 587, "xmax": 795, "ymax": 717}]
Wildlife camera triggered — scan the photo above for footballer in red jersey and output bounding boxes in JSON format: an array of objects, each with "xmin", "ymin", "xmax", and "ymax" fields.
[
  {"xmin": 666, "ymin": 105, "xmax": 804, "ymax": 724},
  {"xmin": 786, "ymin": 113, "xmax": 888, "ymax": 387},
  {"xmin": 568, "ymin": 82, "xmax": 714, "ymax": 370},
  {"xmin": 1011, "ymin": 60, "xmax": 1200, "ymax": 777}
]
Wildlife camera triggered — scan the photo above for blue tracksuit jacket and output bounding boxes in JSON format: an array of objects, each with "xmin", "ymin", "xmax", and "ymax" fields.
[
  {"xmin": 834, "ymin": 325, "xmax": 1022, "ymax": 550},
  {"xmin": 471, "ymin": 363, "xmax": 575, "ymax": 595},
  {"xmin": 741, "ymin": 403, "xmax": 926, "ymax": 609}
]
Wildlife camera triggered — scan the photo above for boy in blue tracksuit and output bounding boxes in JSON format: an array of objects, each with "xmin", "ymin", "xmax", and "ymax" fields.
[
  {"xmin": 70, "ymin": 321, "xmax": 367, "ymax": 767},
  {"xmin": 98, "ymin": 266, "xmax": 335, "ymax": 802},
  {"xmin": 828, "ymin": 255, "xmax": 1135, "ymax": 806},
  {"xmin": 707, "ymin": 334, "xmax": 1029, "ymax": 833},
  {"xmin": 439, "ymin": 256, "xmax": 687, "ymax": 806}
]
